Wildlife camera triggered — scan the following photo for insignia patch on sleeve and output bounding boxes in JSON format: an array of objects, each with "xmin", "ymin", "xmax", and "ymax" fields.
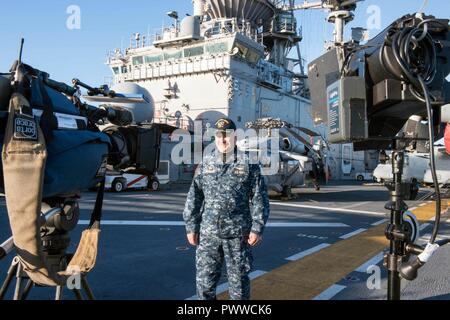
[{"xmin": 13, "ymin": 114, "xmax": 38, "ymax": 141}]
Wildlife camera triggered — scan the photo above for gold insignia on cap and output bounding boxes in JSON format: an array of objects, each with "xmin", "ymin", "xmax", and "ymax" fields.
[{"xmin": 216, "ymin": 119, "xmax": 230, "ymax": 129}]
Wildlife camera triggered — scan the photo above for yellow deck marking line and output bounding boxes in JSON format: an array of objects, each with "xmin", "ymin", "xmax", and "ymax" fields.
[{"xmin": 218, "ymin": 200, "xmax": 449, "ymax": 300}]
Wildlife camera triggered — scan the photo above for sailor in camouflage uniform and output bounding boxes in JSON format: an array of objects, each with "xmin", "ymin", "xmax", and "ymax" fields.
[{"xmin": 183, "ymin": 118, "xmax": 270, "ymax": 300}]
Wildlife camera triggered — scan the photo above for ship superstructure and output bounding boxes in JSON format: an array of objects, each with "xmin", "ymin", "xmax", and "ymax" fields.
[
  {"xmin": 105, "ymin": 0, "xmax": 376, "ymax": 182},
  {"xmin": 106, "ymin": 0, "xmax": 310, "ymax": 131}
]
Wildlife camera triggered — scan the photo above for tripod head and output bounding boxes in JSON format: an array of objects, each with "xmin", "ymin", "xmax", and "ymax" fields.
[{"xmin": 0, "ymin": 199, "xmax": 80, "ymax": 262}]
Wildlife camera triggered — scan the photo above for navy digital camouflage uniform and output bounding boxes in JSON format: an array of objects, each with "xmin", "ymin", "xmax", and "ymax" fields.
[{"xmin": 183, "ymin": 149, "xmax": 270, "ymax": 300}]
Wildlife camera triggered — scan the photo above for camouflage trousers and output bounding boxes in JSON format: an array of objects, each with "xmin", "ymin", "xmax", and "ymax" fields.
[{"xmin": 196, "ymin": 234, "xmax": 253, "ymax": 300}]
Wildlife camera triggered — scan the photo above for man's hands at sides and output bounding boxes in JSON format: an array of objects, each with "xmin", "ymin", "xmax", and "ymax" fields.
[
  {"xmin": 187, "ymin": 232, "xmax": 262, "ymax": 247},
  {"xmin": 187, "ymin": 233, "xmax": 199, "ymax": 246},
  {"xmin": 247, "ymin": 232, "xmax": 262, "ymax": 247}
]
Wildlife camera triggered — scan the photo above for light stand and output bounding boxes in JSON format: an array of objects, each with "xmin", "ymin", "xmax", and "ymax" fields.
[{"xmin": 383, "ymin": 145, "xmax": 410, "ymax": 300}]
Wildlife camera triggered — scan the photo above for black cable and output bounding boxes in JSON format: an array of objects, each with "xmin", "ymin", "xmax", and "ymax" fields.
[
  {"xmin": 418, "ymin": 75, "xmax": 441, "ymax": 244},
  {"xmin": 417, "ymin": 18, "xmax": 449, "ymax": 30},
  {"xmin": 377, "ymin": 19, "xmax": 438, "ymax": 110},
  {"xmin": 390, "ymin": 26, "xmax": 436, "ymax": 88}
]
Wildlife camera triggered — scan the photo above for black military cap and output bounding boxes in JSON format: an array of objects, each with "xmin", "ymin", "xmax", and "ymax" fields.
[{"xmin": 214, "ymin": 118, "xmax": 236, "ymax": 132}]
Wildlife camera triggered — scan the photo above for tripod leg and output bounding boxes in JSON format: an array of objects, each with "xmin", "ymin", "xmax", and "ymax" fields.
[
  {"xmin": 72, "ymin": 289, "xmax": 84, "ymax": 300},
  {"xmin": 81, "ymin": 276, "xmax": 95, "ymax": 300},
  {"xmin": 55, "ymin": 286, "xmax": 64, "ymax": 301},
  {"xmin": 385, "ymin": 149, "xmax": 408, "ymax": 300},
  {"xmin": 21, "ymin": 280, "xmax": 34, "ymax": 300},
  {"xmin": 0, "ymin": 259, "xmax": 19, "ymax": 300},
  {"xmin": 13, "ymin": 263, "xmax": 24, "ymax": 300},
  {"xmin": 387, "ymin": 251, "xmax": 402, "ymax": 300},
  {"xmin": 388, "ymin": 270, "xmax": 401, "ymax": 300}
]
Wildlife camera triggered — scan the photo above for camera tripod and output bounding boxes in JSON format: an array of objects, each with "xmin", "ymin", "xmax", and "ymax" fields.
[
  {"xmin": 0, "ymin": 254, "xmax": 94, "ymax": 300},
  {"xmin": 383, "ymin": 146, "xmax": 410, "ymax": 300},
  {"xmin": 382, "ymin": 140, "xmax": 437, "ymax": 300},
  {"xmin": 0, "ymin": 226, "xmax": 95, "ymax": 301}
]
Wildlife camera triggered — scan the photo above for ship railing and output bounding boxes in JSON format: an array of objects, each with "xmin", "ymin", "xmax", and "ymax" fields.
[
  {"xmin": 106, "ymin": 49, "xmax": 125, "ymax": 64},
  {"xmin": 130, "ymin": 33, "xmax": 152, "ymax": 49},
  {"xmin": 121, "ymin": 55, "xmax": 230, "ymax": 81},
  {"xmin": 152, "ymin": 26, "xmax": 179, "ymax": 43},
  {"xmin": 202, "ymin": 17, "xmax": 262, "ymax": 44}
]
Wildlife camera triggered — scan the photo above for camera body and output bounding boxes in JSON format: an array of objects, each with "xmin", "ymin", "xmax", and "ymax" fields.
[
  {"xmin": 308, "ymin": 14, "xmax": 450, "ymax": 150},
  {"xmin": 0, "ymin": 63, "xmax": 161, "ymax": 198},
  {"xmin": 0, "ymin": 62, "xmax": 162, "ymax": 279}
]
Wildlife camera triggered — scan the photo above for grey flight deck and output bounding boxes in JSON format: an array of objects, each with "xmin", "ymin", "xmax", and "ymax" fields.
[{"xmin": 0, "ymin": 182, "xmax": 448, "ymax": 300}]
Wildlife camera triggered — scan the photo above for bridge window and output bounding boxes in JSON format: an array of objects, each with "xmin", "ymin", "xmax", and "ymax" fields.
[
  {"xmin": 164, "ymin": 50, "xmax": 183, "ymax": 60},
  {"xmin": 205, "ymin": 42, "xmax": 229, "ymax": 54},
  {"xmin": 184, "ymin": 46, "xmax": 204, "ymax": 57},
  {"xmin": 132, "ymin": 56, "xmax": 144, "ymax": 65},
  {"xmin": 145, "ymin": 54, "xmax": 163, "ymax": 63},
  {"xmin": 234, "ymin": 43, "xmax": 260, "ymax": 64}
]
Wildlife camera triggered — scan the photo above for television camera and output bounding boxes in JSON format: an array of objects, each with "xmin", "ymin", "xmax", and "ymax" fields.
[
  {"xmin": 307, "ymin": 2, "xmax": 450, "ymax": 300},
  {"xmin": 0, "ymin": 42, "xmax": 160, "ymax": 299}
]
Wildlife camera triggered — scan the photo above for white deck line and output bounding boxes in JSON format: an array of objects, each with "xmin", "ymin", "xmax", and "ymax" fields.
[
  {"xmin": 285, "ymin": 243, "xmax": 331, "ymax": 261},
  {"xmin": 313, "ymin": 284, "xmax": 347, "ymax": 300},
  {"xmin": 339, "ymin": 228, "xmax": 367, "ymax": 240}
]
